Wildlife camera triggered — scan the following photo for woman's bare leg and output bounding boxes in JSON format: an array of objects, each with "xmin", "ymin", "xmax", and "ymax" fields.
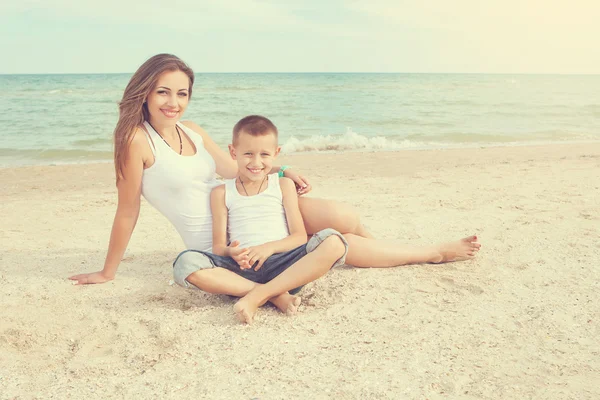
[
  {"xmin": 343, "ymin": 234, "xmax": 481, "ymax": 267},
  {"xmin": 297, "ymin": 198, "xmax": 480, "ymax": 267},
  {"xmin": 185, "ymin": 268, "xmax": 300, "ymax": 314},
  {"xmin": 298, "ymin": 197, "xmax": 375, "ymax": 239}
]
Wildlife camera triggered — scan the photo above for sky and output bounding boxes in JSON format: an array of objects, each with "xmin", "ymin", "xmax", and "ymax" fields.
[{"xmin": 1, "ymin": 0, "xmax": 599, "ymax": 74}]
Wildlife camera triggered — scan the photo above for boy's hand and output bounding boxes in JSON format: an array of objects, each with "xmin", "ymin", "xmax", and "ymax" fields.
[
  {"xmin": 283, "ymin": 168, "xmax": 312, "ymax": 196},
  {"xmin": 246, "ymin": 244, "xmax": 275, "ymax": 271},
  {"xmin": 228, "ymin": 240, "xmax": 251, "ymax": 269}
]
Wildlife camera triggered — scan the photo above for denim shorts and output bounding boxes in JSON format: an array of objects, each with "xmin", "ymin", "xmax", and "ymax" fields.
[{"xmin": 172, "ymin": 228, "xmax": 348, "ymax": 289}]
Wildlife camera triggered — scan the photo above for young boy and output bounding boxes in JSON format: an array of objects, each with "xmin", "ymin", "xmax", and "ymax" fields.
[{"xmin": 173, "ymin": 115, "xmax": 348, "ymax": 324}]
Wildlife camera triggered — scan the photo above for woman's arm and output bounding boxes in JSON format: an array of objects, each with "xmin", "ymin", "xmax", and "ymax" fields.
[
  {"xmin": 69, "ymin": 131, "xmax": 146, "ymax": 284},
  {"xmin": 278, "ymin": 168, "xmax": 311, "ymax": 195},
  {"xmin": 181, "ymin": 120, "xmax": 239, "ymax": 179}
]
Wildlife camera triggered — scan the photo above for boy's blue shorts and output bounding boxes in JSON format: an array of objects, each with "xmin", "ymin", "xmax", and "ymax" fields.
[{"xmin": 172, "ymin": 228, "xmax": 348, "ymax": 293}]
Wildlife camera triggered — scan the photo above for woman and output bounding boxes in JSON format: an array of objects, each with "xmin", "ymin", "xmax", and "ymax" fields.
[{"xmin": 69, "ymin": 54, "xmax": 479, "ymax": 286}]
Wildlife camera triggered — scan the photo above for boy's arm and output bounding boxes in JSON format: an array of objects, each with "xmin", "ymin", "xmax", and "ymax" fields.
[
  {"xmin": 259, "ymin": 177, "xmax": 308, "ymax": 254},
  {"xmin": 245, "ymin": 177, "xmax": 307, "ymax": 270},
  {"xmin": 210, "ymin": 185, "xmax": 229, "ymax": 256},
  {"xmin": 211, "ymin": 184, "xmax": 251, "ymax": 268}
]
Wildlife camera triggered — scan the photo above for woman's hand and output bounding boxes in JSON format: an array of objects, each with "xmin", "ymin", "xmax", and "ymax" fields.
[
  {"xmin": 69, "ymin": 271, "xmax": 115, "ymax": 285},
  {"xmin": 227, "ymin": 240, "xmax": 251, "ymax": 269},
  {"xmin": 246, "ymin": 244, "xmax": 275, "ymax": 271},
  {"xmin": 283, "ymin": 168, "xmax": 312, "ymax": 196}
]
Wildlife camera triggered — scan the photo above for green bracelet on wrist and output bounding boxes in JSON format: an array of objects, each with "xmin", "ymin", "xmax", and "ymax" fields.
[{"xmin": 278, "ymin": 165, "xmax": 291, "ymax": 178}]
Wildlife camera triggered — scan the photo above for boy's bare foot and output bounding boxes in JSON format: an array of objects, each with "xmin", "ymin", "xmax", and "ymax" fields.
[
  {"xmin": 431, "ymin": 235, "xmax": 481, "ymax": 263},
  {"xmin": 270, "ymin": 293, "xmax": 302, "ymax": 315},
  {"xmin": 233, "ymin": 297, "xmax": 259, "ymax": 324}
]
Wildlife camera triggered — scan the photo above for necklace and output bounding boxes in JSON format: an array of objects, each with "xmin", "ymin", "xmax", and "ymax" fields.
[
  {"xmin": 147, "ymin": 121, "xmax": 183, "ymax": 155},
  {"xmin": 238, "ymin": 175, "xmax": 267, "ymax": 196}
]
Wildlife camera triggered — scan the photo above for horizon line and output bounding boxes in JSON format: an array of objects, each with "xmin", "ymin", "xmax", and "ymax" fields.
[{"xmin": 1, "ymin": 71, "xmax": 599, "ymax": 76}]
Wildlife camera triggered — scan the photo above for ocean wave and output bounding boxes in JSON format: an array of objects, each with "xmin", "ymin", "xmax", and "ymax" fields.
[
  {"xmin": 3, "ymin": 137, "xmax": 600, "ymax": 167},
  {"xmin": 405, "ymin": 130, "xmax": 598, "ymax": 143},
  {"xmin": 0, "ymin": 147, "xmax": 113, "ymax": 164},
  {"xmin": 71, "ymin": 138, "xmax": 112, "ymax": 146},
  {"xmin": 280, "ymin": 129, "xmax": 600, "ymax": 154},
  {"xmin": 212, "ymin": 86, "xmax": 262, "ymax": 92},
  {"xmin": 281, "ymin": 129, "xmax": 426, "ymax": 153},
  {"xmin": 583, "ymin": 104, "xmax": 600, "ymax": 117}
]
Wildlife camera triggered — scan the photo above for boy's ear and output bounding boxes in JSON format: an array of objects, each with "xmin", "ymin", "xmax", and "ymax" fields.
[
  {"xmin": 275, "ymin": 146, "xmax": 281, "ymax": 157},
  {"xmin": 228, "ymin": 144, "xmax": 236, "ymax": 159}
]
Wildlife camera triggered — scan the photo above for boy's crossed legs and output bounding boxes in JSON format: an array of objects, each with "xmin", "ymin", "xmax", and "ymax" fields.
[
  {"xmin": 173, "ymin": 229, "xmax": 348, "ymax": 324},
  {"xmin": 234, "ymin": 234, "xmax": 345, "ymax": 323},
  {"xmin": 185, "ymin": 267, "xmax": 302, "ymax": 315}
]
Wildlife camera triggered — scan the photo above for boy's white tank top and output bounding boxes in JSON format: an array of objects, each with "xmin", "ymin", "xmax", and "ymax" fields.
[
  {"xmin": 141, "ymin": 121, "xmax": 221, "ymax": 251},
  {"xmin": 225, "ymin": 174, "xmax": 290, "ymax": 249}
]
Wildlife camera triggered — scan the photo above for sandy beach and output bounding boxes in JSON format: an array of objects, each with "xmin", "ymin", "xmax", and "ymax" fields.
[{"xmin": 1, "ymin": 143, "xmax": 599, "ymax": 399}]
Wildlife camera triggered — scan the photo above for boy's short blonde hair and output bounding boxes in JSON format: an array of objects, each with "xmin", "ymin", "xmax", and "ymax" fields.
[{"xmin": 232, "ymin": 115, "xmax": 278, "ymax": 145}]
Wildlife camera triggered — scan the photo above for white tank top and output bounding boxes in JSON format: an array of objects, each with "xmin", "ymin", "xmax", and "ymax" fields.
[
  {"xmin": 225, "ymin": 174, "xmax": 290, "ymax": 248},
  {"xmin": 141, "ymin": 121, "xmax": 221, "ymax": 251}
]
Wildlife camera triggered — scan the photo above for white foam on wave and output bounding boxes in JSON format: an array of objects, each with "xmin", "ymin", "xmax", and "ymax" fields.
[
  {"xmin": 45, "ymin": 89, "xmax": 76, "ymax": 95},
  {"xmin": 280, "ymin": 128, "xmax": 600, "ymax": 155},
  {"xmin": 281, "ymin": 128, "xmax": 427, "ymax": 153}
]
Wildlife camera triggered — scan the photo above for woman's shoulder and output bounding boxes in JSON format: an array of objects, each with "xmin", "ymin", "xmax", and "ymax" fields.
[
  {"xmin": 127, "ymin": 125, "xmax": 154, "ymax": 160},
  {"xmin": 181, "ymin": 120, "xmax": 212, "ymax": 144},
  {"xmin": 129, "ymin": 125, "xmax": 151, "ymax": 147},
  {"xmin": 181, "ymin": 120, "xmax": 206, "ymax": 134}
]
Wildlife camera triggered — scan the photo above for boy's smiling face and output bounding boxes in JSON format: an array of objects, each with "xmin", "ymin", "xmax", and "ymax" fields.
[{"xmin": 229, "ymin": 130, "xmax": 281, "ymax": 182}]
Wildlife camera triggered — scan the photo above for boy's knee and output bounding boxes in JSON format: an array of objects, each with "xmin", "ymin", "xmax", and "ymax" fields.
[
  {"xmin": 172, "ymin": 250, "xmax": 213, "ymax": 288},
  {"xmin": 321, "ymin": 235, "xmax": 346, "ymax": 258},
  {"xmin": 174, "ymin": 250, "xmax": 206, "ymax": 270},
  {"xmin": 307, "ymin": 229, "xmax": 349, "ymax": 267}
]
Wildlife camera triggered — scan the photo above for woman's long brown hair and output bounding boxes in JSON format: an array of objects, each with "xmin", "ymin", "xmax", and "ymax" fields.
[{"xmin": 113, "ymin": 54, "xmax": 194, "ymax": 180}]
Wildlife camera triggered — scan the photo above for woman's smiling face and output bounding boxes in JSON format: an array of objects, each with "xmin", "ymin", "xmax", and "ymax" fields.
[{"xmin": 146, "ymin": 70, "xmax": 190, "ymax": 124}]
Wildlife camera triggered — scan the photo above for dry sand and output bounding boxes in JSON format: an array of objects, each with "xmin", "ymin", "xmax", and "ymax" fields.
[{"xmin": 1, "ymin": 143, "xmax": 599, "ymax": 399}]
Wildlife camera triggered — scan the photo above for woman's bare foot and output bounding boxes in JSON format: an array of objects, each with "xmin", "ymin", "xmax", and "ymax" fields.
[
  {"xmin": 233, "ymin": 297, "xmax": 259, "ymax": 324},
  {"xmin": 431, "ymin": 235, "xmax": 481, "ymax": 263},
  {"xmin": 270, "ymin": 293, "xmax": 302, "ymax": 315}
]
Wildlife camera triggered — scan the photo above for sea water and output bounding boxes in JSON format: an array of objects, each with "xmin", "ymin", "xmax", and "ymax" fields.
[{"xmin": 1, "ymin": 73, "xmax": 598, "ymax": 167}]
